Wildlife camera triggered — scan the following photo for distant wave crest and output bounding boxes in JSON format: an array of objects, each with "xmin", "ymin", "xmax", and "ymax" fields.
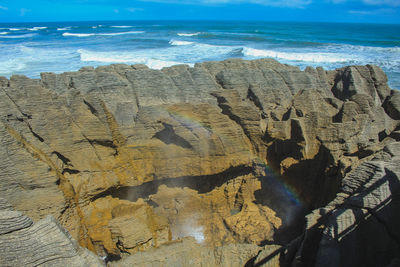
[
  {"xmin": 111, "ymin": 26, "xmax": 133, "ymax": 28},
  {"xmin": 169, "ymin": 40, "xmax": 194, "ymax": 46},
  {"xmin": 63, "ymin": 31, "xmax": 144, "ymax": 37},
  {"xmin": 28, "ymin": 27, "xmax": 47, "ymax": 31},
  {"xmin": 57, "ymin": 27, "xmax": 71, "ymax": 31},
  {"xmin": 177, "ymin": 32, "xmax": 201, "ymax": 37},
  {"xmin": 242, "ymin": 47, "xmax": 348, "ymax": 63},
  {"xmin": 0, "ymin": 33, "xmax": 36, "ymax": 39}
]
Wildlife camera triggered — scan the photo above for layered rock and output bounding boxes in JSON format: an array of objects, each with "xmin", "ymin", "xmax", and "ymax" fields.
[
  {"xmin": 0, "ymin": 58, "xmax": 399, "ymax": 266},
  {"xmin": 109, "ymin": 237, "xmax": 261, "ymax": 267},
  {"xmin": 254, "ymin": 141, "xmax": 400, "ymax": 267},
  {"xmin": 0, "ymin": 198, "xmax": 104, "ymax": 267}
]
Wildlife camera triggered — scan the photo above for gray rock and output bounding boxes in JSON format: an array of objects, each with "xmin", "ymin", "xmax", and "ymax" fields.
[
  {"xmin": 0, "ymin": 210, "xmax": 32, "ymax": 234},
  {"xmin": 285, "ymin": 147, "xmax": 400, "ymax": 267},
  {"xmin": 0, "ymin": 198, "xmax": 104, "ymax": 267},
  {"xmin": 384, "ymin": 90, "xmax": 400, "ymax": 120}
]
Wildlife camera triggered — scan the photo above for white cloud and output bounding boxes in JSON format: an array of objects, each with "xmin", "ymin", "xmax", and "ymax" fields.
[
  {"xmin": 139, "ymin": 0, "xmax": 312, "ymax": 8},
  {"xmin": 328, "ymin": 0, "xmax": 400, "ymax": 5},
  {"xmin": 349, "ymin": 7, "xmax": 396, "ymax": 14},
  {"xmin": 363, "ymin": 0, "xmax": 400, "ymax": 6},
  {"xmin": 126, "ymin": 7, "xmax": 144, "ymax": 12},
  {"xmin": 20, "ymin": 8, "xmax": 30, "ymax": 16},
  {"xmin": 349, "ymin": 9, "xmax": 372, "ymax": 14},
  {"xmin": 328, "ymin": 0, "xmax": 347, "ymax": 3}
]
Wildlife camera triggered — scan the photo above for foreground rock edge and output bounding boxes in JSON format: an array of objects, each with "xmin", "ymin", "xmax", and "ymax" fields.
[{"xmin": 0, "ymin": 198, "xmax": 105, "ymax": 267}]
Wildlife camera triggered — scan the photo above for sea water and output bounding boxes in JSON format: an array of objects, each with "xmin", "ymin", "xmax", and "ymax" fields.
[{"xmin": 0, "ymin": 20, "xmax": 399, "ymax": 89}]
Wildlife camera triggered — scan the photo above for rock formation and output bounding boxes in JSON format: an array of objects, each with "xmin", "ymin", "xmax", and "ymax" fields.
[
  {"xmin": 0, "ymin": 58, "xmax": 399, "ymax": 266},
  {"xmin": 0, "ymin": 198, "xmax": 104, "ymax": 266}
]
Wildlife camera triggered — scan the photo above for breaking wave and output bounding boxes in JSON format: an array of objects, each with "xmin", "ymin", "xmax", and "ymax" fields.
[
  {"xmin": 63, "ymin": 31, "xmax": 144, "ymax": 37},
  {"xmin": 28, "ymin": 27, "xmax": 47, "ymax": 31},
  {"xmin": 169, "ymin": 40, "xmax": 194, "ymax": 46},
  {"xmin": 0, "ymin": 33, "xmax": 36, "ymax": 39},
  {"xmin": 77, "ymin": 49, "xmax": 192, "ymax": 69},
  {"xmin": 111, "ymin": 26, "xmax": 133, "ymax": 28},
  {"xmin": 177, "ymin": 32, "xmax": 201, "ymax": 37},
  {"xmin": 242, "ymin": 47, "xmax": 349, "ymax": 63}
]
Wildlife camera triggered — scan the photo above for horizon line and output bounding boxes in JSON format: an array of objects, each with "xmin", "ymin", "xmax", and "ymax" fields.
[{"xmin": 0, "ymin": 19, "xmax": 399, "ymax": 25}]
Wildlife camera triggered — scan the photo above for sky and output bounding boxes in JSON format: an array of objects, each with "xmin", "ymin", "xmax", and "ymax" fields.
[{"xmin": 0, "ymin": 0, "xmax": 399, "ymax": 24}]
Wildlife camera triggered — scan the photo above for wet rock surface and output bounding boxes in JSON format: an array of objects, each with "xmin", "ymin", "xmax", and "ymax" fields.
[{"xmin": 0, "ymin": 59, "xmax": 399, "ymax": 266}]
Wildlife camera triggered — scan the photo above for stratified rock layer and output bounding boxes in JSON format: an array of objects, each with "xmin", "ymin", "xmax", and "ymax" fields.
[
  {"xmin": 0, "ymin": 198, "xmax": 104, "ymax": 267},
  {"xmin": 0, "ymin": 59, "xmax": 399, "ymax": 266}
]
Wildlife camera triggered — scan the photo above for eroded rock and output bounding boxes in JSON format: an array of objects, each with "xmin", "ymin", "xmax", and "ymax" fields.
[
  {"xmin": 0, "ymin": 198, "xmax": 104, "ymax": 267},
  {"xmin": 0, "ymin": 59, "xmax": 399, "ymax": 266}
]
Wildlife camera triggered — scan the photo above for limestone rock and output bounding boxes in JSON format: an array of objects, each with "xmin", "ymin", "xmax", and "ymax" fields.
[
  {"xmin": 283, "ymin": 141, "xmax": 400, "ymax": 267},
  {"xmin": 253, "ymin": 245, "xmax": 282, "ymax": 267},
  {"xmin": 331, "ymin": 65, "xmax": 388, "ymax": 105},
  {"xmin": 0, "ymin": 58, "xmax": 399, "ymax": 265},
  {"xmin": 384, "ymin": 90, "xmax": 400, "ymax": 120},
  {"xmin": 0, "ymin": 210, "xmax": 32, "ymax": 234},
  {"xmin": 0, "ymin": 198, "xmax": 104, "ymax": 267},
  {"xmin": 109, "ymin": 237, "xmax": 260, "ymax": 267}
]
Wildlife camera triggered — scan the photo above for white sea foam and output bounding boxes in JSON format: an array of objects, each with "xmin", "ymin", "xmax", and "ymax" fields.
[
  {"xmin": 63, "ymin": 31, "xmax": 144, "ymax": 37},
  {"xmin": 100, "ymin": 31, "xmax": 144, "ymax": 36},
  {"xmin": 77, "ymin": 49, "xmax": 190, "ymax": 69},
  {"xmin": 0, "ymin": 44, "xmax": 82, "ymax": 79},
  {"xmin": 0, "ymin": 33, "xmax": 36, "ymax": 39},
  {"xmin": 177, "ymin": 32, "xmax": 201, "ymax": 37},
  {"xmin": 242, "ymin": 47, "xmax": 348, "ymax": 63},
  {"xmin": 9, "ymin": 28, "xmax": 23, "ymax": 31},
  {"xmin": 78, "ymin": 49, "xmax": 133, "ymax": 62},
  {"xmin": 169, "ymin": 40, "xmax": 194, "ymax": 46},
  {"xmin": 57, "ymin": 27, "xmax": 71, "ymax": 31},
  {"xmin": 28, "ymin": 27, "xmax": 47, "ymax": 31},
  {"xmin": 111, "ymin": 25, "xmax": 133, "ymax": 28},
  {"xmin": 147, "ymin": 59, "xmax": 192, "ymax": 69},
  {"xmin": 63, "ymin": 32, "xmax": 95, "ymax": 37},
  {"xmin": 326, "ymin": 43, "xmax": 400, "ymax": 54},
  {"xmin": 0, "ymin": 32, "xmax": 8, "ymax": 35},
  {"xmin": 0, "ymin": 59, "xmax": 26, "ymax": 74}
]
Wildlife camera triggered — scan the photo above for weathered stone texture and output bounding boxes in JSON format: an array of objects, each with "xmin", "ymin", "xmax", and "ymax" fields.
[
  {"xmin": 0, "ymin": 198, "xmax": 104, "ymax": 267},
  {"xmin": 0, "ymin": 59, "xmax": 399, "ymax": 266}
]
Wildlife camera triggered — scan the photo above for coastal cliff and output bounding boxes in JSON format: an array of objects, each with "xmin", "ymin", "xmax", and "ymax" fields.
[{"xmin": 0, "ymin": 58, "xmax": 399, "ymax": 266}]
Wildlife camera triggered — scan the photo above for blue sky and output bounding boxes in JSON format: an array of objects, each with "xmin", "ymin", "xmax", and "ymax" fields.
[{"xmin": 0, "ymin": 0, "xmax": 399, "ymax": 23}]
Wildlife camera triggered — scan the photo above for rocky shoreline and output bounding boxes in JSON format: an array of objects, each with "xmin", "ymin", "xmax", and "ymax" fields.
[{"xmin": 0, "ymin": 58, "xmax": 399, "ymax": 266}]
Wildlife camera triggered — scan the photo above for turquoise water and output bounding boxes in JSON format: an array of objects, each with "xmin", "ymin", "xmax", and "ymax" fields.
[{"xmin": 0, "ymin": 21, "xmax": 399, "ymax": 89}]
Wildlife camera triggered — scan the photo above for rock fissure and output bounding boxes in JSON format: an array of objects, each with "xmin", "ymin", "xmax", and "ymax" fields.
[{"xmin": 91, "ymin": 164, "xmax": 253, "ymax": 203}]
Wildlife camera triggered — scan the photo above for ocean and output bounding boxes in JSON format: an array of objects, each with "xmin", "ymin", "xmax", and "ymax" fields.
[{"xmin": 0, "ymin": 20, "xmax": 399, "ymax": 89}]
